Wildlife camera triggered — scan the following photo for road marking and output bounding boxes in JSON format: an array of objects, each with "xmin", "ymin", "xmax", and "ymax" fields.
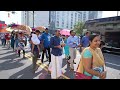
[
  {"xmin": 106, "ymin": 62, "xmax": 120, "ymax": 67},
  {"xmin": 104, "ymin": 53, "xmax": 120, "ymax": 58},
  {"xmin": 25, "ymin": 53, "xmax": 70, "ymax": 79}
]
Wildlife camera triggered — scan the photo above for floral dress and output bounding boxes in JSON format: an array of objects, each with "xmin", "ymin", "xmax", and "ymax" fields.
[{"xmin": 18, "ymin": 36, "xmax": 25, "ymax": 51}]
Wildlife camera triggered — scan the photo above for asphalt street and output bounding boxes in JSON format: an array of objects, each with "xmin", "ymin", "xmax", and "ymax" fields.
[{"xmin": 0, "ymin": 43, "xmax": 120, "ymax": 79}]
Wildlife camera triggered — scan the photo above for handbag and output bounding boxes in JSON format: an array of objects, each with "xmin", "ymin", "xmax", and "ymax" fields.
[
  {"xmin": 75, "ymin": 72, "xmax": 92, "ymax": 79},
  {"xmin": 75, "ymin": 50, "xmax": 93, "ymax": 79}
]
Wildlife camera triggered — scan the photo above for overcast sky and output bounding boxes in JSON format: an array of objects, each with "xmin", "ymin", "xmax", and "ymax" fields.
[
  {"xmin": 0, "ymin": 11, "xmax": 119, "ymax": 24},
  {"xmin": 102, "ymin": 11, "xmax": 119, "ymax": 18}
]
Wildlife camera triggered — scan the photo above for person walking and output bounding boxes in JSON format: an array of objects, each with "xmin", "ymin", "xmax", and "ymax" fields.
[
  {"xmin": 81, "ymin": 31, "xmax": 90, "ymax": 51},
  {"xmin": 14, "ymin": 32, "xmax": 19, "ymax": 53},
  {"xmin": 63, "ymin": 35, "xmax": 70, "ymax": 60},
  {"xmin": 11, "ymin": 31, "xmax": 15, "ymax": 51},
  {"xmin": 50, "ymin": 30, "xmax": 65, "ymax": 79},
  {"xmin": 67, "ymin": 30, "xmax": 79, "ymax": 70},
  {"xmin": 5, "ymin": 33, "xmax": 11, "ymax": 49},
  {"xmin": 41, "ymin": 28, "xmax": 51, "ymax": 64},
  {"xmin": 1, "ymin": 33, "xmax": 5, "ymax": 46},
  {"xmin": 76, "ymin": 34, "xmax": 106, "ymax": 79},
  {"xmin": 17, "ymin": 32, "xmax": 26, "ymax": 58},
  {"xmin": 30, "ymin": 30, "xmax": 41, "ymax": 73}
]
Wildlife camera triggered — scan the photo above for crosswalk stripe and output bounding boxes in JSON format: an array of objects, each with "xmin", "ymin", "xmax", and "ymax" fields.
[{"xmin": 25, "ymin": 53, "xmax": 70, "ymax": 79}]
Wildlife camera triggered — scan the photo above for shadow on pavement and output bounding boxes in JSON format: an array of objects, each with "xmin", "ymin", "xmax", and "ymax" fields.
[
  {"xmin": 62, "ymin": 58, "xmax": 75, "ymax": 79},
  {"xmin": 9, "ymin": 64, "xmax": 50, "ymax": 79},
  {"xmin": 0, "ymin": 58, "xmax": 24, "ymax": 71},
  {"xmin": 38, "ymin": 69, "xmax": 51, "ymax": 79},
  {"xmin": 0, "ymin": 53, "xmax": 19, "ymax": 60},
  {"xmin": 0, "ymin": 50, "xmax": 14, "ymax": 56}
]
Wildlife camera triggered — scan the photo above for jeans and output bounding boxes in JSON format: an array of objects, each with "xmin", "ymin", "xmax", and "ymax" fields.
[
  {"xmin": 41, "ymin": 47, "xmax": 51, "ymax": 63},
  {"xmin": 1, "ymin": 39, "xmax": 6, "ymax": 46},
  {"xmin": 15, "ymin": 39, "xmax": 19, "ymax": 48}
]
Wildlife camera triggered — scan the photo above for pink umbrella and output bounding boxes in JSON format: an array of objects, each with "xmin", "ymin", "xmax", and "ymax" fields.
[{"xmin": 60, "ymin": 29, "xmax": 70, "ymax": 36}]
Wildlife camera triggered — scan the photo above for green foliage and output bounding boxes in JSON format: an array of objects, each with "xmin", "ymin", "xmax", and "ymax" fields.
[{"xmin": 73, "ymin": 21, "xmax": 84, "ymax": 35}]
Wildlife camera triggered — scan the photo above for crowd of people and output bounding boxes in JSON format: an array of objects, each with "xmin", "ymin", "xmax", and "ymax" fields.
[{"xmin": 0, "ymin": 28, "xmax": 107, "ymax": 79}]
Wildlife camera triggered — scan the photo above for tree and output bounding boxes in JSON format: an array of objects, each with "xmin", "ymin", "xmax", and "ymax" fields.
[{"xmin": 73, "ymin": 21, "xmax": 84, "ymax": 35}]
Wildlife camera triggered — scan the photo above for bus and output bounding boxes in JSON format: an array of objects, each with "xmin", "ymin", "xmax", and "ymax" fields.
[{"xmin": 84, "ymin": 16, "xmax": 120, "ymax": 54}]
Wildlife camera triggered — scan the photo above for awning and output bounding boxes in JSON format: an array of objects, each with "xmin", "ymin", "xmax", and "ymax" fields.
[{"xmin": 0, "ymin": 28, "xmax": 9, "ymax": 33}]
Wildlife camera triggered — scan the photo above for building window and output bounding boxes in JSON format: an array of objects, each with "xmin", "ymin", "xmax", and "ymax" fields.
[
  {"xmin": 66, "ymin": 25, "xmax": 68, "ymax": 28},
  {"xmin": 78, "ymin": 13, "xmax": 82, "ymax": 21},
  {"xmin": 71, "ymin": 21, "xmax": 72, "ymax": 24},
  {"xmin": 75, "ymin": 13, "xmax": 77, "ymax": 23},
  {"xmin": 57, "ymin": 22, "xmax": 59, "ymax": 27}
]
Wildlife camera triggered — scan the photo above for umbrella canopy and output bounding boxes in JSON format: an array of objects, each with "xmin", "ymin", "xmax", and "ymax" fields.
[
  {"xmin": 60, "ymin": 29, "xmax": 70, "ymax": 36},
  {"xmin": 10, "ymin": 25, "xmax": 32, "ymax": 35},
  {"xmin": 0, "ymin": 28, "xmax": 9, "ymax": 33},
  {"xmin": 6, "ymin": 27, "xmax": 14, "ymax": 32},
  {"xmin": 35, "ymin": 26, "xmax": 46, "ymax": 31}
]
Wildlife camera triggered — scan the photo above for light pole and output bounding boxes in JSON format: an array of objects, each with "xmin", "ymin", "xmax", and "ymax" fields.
[
  {"xmin": 117, "ymin": 11, "xmax": 119, "ymax": 16},
  {"xmin": 26, "ymin": 11, "xmax": 35, "ymax": 28},
  {"xmin": 33, "ymin": 11, "xmax": 34, "ymax": 28}
]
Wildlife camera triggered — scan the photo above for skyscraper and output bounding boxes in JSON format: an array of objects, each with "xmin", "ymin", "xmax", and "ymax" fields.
[
  {"xmin": 88, "ymin": 11, "xmax": 102, "ymax": 20},
  {"xmin": 21, "ymin": 11, "xmax": 102, "ymax": 31}
]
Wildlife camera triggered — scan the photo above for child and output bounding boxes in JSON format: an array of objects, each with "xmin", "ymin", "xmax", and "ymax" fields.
[{"xmin": 31, "ymin": 33, "xmax": 40, "ymax": 56}]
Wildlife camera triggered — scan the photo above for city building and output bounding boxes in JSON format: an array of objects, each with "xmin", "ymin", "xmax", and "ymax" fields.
[
  {"xmin": 88, "ymin": 11, "xmax": 102, "ymax": 20},
  {"xmin": 21, "ymin": 11, "xmax": 49, "ymax": 28},
  {"xmin": 52, "ymin": 11, "xmax": 83, "ymax": 30},
  {"xmin": 21, "ymin": 11, "xmax": 102, "ymax": 33}
]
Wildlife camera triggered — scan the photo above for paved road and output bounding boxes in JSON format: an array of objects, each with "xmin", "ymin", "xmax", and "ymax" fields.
[
  {"xmin": 0, "ymin": 42, "xmax": 120, "ymax": 79},
  {"xmin": 103, "ymin": 53, "xmax": 120, "ymax": 79}
]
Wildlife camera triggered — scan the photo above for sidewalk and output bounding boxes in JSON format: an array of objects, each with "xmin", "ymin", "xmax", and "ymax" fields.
[{"xmin": 0, "ymin": 42, "xmax": 115, "ymax": 79}]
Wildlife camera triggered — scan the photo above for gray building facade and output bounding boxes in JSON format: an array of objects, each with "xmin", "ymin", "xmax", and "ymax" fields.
[{"xmin": 21, "ymin": 11, "xmax": 102, "ymax": 33}]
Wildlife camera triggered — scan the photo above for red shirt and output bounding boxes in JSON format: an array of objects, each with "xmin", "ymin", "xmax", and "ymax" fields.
[{"xmin": 5, "ymin": 34, "xmax": 11, "ymax": 40}]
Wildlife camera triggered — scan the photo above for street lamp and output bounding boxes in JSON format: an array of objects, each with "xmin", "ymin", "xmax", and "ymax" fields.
[
  {"xmin": 117, "ymin": 11, "xmax": 119, "ymax": 16},
  {"xmin": 33, "ymin": 11, "xmax": 34, "ymax": 28},
  {"xmin": 29, "ymin": 11, "xmax": 35, "ymax": 28}
]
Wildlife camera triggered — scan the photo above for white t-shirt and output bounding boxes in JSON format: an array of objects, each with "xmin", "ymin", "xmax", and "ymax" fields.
[{"xmin": 31, "ymin": 34, "xmax": 40, "ymax": 45}]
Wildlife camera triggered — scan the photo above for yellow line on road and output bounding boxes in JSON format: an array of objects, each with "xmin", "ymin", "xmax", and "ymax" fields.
[{"xmin": 25, "ymin": 53, "xmax": 70, "ymax": 79}]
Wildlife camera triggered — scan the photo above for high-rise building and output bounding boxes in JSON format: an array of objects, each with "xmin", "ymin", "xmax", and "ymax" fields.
[
  {"xmin": 88, "ymin": 11, "xmax": 102, "ymax": 20},
  {"xmin": 49, "ymin": 11, "xmax": 83, "ymax": 30},
  {"xmin": 21, "ymin": 11, "xmax": 102, "ymax": 32},
  {"xmin": 21, "ymin": 11, "xmax": 49, "ymax": 28}
]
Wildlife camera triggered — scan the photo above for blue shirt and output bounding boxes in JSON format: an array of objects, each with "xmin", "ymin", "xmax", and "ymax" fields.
[
  {"xmin": 50, "ymin": 36, "xmax": 62, "ymax": 56},
  {"xmin": 81, "ymin": 36, "xmax": 89, "ymax": 47},
  {"xmin": 41, "ymin": 33, "xmax": 51, "ymax": 48},
  {"xmin": 67, "ymin": 36, "xmax": 79, "ymax": 48}
]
